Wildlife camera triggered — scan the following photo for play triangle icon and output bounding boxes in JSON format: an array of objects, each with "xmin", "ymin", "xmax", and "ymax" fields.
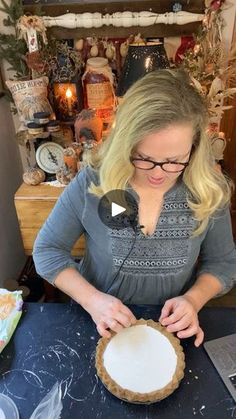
[{"xmin": 111, "ymin": 202, "xmax": 126, "ymax": 217}]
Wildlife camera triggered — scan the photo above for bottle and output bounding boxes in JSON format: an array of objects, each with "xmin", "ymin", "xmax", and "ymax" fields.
[{"xmin": 82, "ymin": 57, "xmax": 116, "ymax": 125}]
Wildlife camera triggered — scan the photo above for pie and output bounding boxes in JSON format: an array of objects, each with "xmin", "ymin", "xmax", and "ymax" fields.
[{"xmin": 96, "ymin": 319, "xmax": 185, "ymax": 403}]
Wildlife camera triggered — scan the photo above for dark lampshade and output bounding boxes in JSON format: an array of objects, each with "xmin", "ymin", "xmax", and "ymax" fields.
[{"xmin": 116, "ymin": 42, "xmax": 170, "ymax": 97}]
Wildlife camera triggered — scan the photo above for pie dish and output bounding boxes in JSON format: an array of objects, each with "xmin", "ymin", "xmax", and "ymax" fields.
[{"xmin": 96, "ymin": 318, "xmax": 185, "ymax": 403}]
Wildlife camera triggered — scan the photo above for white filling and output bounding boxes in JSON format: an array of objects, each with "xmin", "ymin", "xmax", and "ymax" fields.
[{"xmin": 103, "ymin": 325, "xmax": 177, "ymax": 393}]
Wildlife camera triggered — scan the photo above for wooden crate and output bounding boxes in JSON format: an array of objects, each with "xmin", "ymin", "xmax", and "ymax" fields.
[{"xmin": 14, "ymin": 183, "xmax": 85, "ymax": 256}]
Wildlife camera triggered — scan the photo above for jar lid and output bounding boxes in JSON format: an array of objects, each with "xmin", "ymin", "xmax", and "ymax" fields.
[
  {"xmin": 27, "ymin": 122, "xmax": 43, "ymax": 129},
  {"xmin": 33, "ymin": 112, "xmax": 51, "ymax": 119},
  {"xmin": 86, "ymin": 57, "xmax": 108, "ymax": 68}
]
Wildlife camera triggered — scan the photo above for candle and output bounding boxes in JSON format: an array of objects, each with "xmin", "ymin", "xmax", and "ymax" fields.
[
  {"xmin": 53, "ymin": 82, "xmax": 80, "ymax": 121},
  {"xmin": 65, "ymin": 87, "xmax": 73, "ymax": 116}
]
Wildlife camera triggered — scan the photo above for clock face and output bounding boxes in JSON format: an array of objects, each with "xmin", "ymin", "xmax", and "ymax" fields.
[{"xmin": 36, "ymin": 142, "xmax": 64, "ymax": 174}]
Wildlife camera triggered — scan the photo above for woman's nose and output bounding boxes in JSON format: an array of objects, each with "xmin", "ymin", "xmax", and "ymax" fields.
[{"xmin": 151, "ymin": 164, "xmax": 165, "ymax": 175}]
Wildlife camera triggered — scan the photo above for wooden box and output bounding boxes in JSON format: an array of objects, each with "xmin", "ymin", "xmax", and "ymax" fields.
[{"xmin": 14, "ymin": 183, "xmax": 85, "ymax": 257}]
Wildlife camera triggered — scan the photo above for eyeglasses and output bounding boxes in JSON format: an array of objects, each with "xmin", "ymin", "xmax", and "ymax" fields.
[{"xmin": 130, "ymin": 157, "xmax": 190, "ymax": 173}]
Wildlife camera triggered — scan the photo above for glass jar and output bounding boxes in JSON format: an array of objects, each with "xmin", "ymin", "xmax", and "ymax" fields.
[{"xmin": 82, "ymin": 57, "xmax": 116, "ymax": 124}]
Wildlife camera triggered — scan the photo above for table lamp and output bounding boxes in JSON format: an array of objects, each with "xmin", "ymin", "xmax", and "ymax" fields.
[{"xmin": 116, "ymin": 42, "xmax": 170, "ymax": 97}]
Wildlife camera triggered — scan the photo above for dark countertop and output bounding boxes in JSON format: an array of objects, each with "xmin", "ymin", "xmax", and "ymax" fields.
[{"xmin": 0, "ymin": 303, "xmax": 236, "ymax": 419}]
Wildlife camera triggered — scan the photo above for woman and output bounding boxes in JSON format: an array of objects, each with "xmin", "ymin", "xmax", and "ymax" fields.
[{"xmin": 33, "ymin": 69, "xmax": 236, "ymax": 347}]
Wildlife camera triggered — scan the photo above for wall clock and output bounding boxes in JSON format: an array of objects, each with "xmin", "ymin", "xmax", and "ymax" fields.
[{"xmin": 35, "ymin": 141, "xmax": 64, "ymax": 174}]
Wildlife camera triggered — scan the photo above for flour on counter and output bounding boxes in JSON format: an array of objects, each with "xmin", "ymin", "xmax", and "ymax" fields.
[{"xmin": 199, "ymin": 405, "xmax": 206, "ymax": 415}]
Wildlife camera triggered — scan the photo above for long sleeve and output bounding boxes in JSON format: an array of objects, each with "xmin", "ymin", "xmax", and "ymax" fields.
[
  {"xmin": 196, "ymin": 207, "xmax": 236, "ymax": 294},
  {"xmin": 33, "ymin": 171, "xmax": 86, "ymax": 284}
]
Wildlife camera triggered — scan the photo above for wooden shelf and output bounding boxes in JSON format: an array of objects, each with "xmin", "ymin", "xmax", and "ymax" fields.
[
  {"xmin": 23, "ymin": 0, "xmax": 205, "ymax": 14},
  {"xmin": 47, "ymin": 23, "xmax": 202, "ymax": 40},
  {"xmin": 23, "ymin": 0, "xmax": 204, "ymax": 38}
]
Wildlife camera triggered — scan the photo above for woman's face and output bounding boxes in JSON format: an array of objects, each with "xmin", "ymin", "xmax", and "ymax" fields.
[{"xmin": 131, "ymin": 123, "xmax": 194, "ymax": 191}]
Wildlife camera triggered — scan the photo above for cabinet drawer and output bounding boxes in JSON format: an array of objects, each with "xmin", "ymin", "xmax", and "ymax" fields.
[
  {"xmin": 20, "ymin": 228, "xmax": 85, "ymax": 257},
  {"xmin": 15, "ymin": 200, "xmax": 56, "ymax": 228}
]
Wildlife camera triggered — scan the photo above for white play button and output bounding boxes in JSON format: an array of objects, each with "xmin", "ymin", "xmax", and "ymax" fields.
[
  {"xmin": 112, "ymin": 202, "xmax": 126, "ymax": 217},
  {"xmin": 98, "ymin": 189, "xmax": 138, "ymax": 230}
]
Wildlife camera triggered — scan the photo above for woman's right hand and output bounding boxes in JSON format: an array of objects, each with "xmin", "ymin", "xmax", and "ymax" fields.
[{"xmin": 85, "ymin": 290, "xmax": 137, "ymax": 338}]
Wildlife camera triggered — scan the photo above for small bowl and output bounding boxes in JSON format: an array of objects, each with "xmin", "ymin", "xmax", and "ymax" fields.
[{"xmin": 0, "ymin": 393, "xmax": 20, "ymax": 419}]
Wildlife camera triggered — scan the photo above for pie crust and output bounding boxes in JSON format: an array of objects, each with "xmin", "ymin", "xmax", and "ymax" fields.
[{"xmin": 96, "ymin": 319, "xmax": 185, "ymax": 403}]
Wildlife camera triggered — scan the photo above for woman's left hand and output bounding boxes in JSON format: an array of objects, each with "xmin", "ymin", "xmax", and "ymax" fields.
[{"xmin": 159, "ymin": 296, "xmax": 204, "ymax": 347}]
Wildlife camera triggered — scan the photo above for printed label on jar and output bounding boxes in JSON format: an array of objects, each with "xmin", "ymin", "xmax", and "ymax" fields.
[
  {"xmin": 35, "ymin": 117, "xmax": 49, "ymax": 124},
  {"xmin": 96, "ymin": 108, "xmax": 114, "ymax": 123},
  {"xmin": 47, "ymin": 125, "xmax": 60, "ymax": 132},
  {"xmin": 86, "ymin": 82, "xmax": 114, "ymax": 109}
]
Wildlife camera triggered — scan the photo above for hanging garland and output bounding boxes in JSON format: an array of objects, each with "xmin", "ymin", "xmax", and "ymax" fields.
[{"xmin": 180, "ymin": 0, "xmax": 236, "ymax": 130}]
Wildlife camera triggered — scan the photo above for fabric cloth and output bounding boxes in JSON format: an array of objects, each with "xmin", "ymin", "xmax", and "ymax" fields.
[{"xmin": 33, "ymin": 167, "xmax": 236, "ymax": 305}]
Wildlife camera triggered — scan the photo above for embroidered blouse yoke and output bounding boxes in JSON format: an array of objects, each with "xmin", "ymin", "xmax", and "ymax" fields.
[{"xmin": 33, "ymin": 167, "xmax": 236, "ymax": 304}]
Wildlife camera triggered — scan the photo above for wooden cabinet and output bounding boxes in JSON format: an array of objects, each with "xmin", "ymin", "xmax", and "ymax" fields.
[{"xmin": 14, "ymin": 183, "xmax": 85, "ymax": 256}]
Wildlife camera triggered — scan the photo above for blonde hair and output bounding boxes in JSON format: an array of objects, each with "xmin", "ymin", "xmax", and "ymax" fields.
[{"xmin": 89, "ymin": 69, "xmax": 233, "ymax": 235}]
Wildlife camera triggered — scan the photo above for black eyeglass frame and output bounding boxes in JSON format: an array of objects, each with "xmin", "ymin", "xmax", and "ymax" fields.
[{"xmin": 130, "ymin": 157, "xmax": 190, "ymax": 173}]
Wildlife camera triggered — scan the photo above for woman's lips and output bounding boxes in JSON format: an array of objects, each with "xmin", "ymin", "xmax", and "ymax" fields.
[{"xmin": 148, "ymin": 175, "xmax": 165, "ymax": 185}]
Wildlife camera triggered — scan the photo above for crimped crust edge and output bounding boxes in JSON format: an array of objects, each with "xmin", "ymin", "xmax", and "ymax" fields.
[{"xmin": 95, "ymin": 318, "xmax": 185, "ymax": 403}]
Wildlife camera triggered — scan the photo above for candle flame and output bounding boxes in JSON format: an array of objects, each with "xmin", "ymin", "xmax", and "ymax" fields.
[
  {"xmin": 66, "ymin": 87, "xmax": 72, "ymax": 98},
  {"xmin": 145, "ymin": 57, "xmax": 151, "ymax": 70}
]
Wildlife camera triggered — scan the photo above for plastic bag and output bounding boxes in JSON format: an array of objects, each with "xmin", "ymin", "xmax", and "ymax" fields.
[
  {"xmin": 29, "ymin": 382, "xmax": 63, "ymax": 419},
  {"xmin": 0, "ymin": 289, "xmax": 23, "ymax": 353}
]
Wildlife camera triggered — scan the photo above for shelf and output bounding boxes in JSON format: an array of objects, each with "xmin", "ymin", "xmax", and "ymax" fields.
[{"xmin": 23, "ymin": 0, "xmax": 204, "ymax": 38}]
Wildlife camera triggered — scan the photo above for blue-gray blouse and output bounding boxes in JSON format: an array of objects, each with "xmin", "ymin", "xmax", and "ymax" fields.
[{"xmin": 33, "ymin": 167, "xmax": 236, "ymax": 304}]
